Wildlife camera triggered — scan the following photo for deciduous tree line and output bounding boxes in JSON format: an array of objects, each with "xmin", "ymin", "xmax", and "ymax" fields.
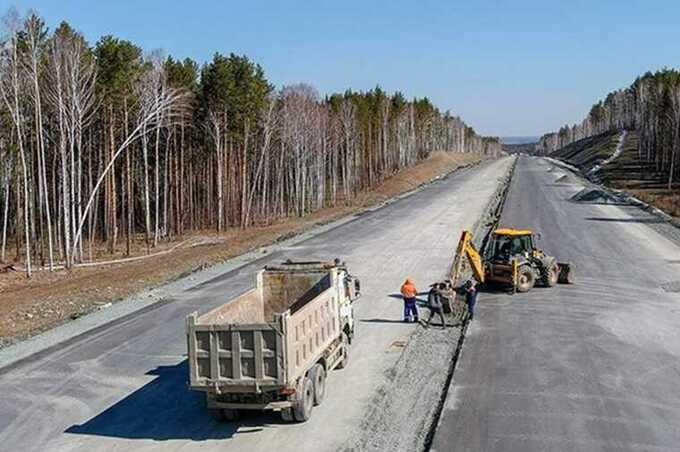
[
  {"xmin": 536, "ymin": 69, "xmax": 680, "ymax": 189},
  {"xmin": 0, "ymin": 8, "xmax": 501, "ymax": 276}
]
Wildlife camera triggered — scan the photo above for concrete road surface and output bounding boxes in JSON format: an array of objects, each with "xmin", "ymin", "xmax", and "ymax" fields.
[
  {"xmin": 0, "ymin": 157, "xmax": 512, "ymax": 452},
  {"xmin": 432, "ymin": 156, "xmax": 680, "ymax": 452}
]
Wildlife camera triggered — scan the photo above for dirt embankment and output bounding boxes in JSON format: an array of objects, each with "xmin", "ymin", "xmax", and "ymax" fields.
[
  {"xmin": 553, "ymin": 130, "xmax": 680, "ymax": 220},
  {"xmin": 0, "ymin": 152, "xmax": 483, "ymax": 344}
]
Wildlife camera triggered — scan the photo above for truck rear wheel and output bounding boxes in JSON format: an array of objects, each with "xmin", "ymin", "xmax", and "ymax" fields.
[
  {"xmin": 293, "ymin": 377, "xmax": 314, "ymax": 422},
  {"xmin": 310, "ymin": 363, "xmax": 326, "ymax": 405},
  {"xmin": 208, "ymin": 408, "xmax": 225, "ymax": 421},
  {"xmin": 222, "ymin": 409, "xmax": 240, "ymax": 422},
  {"xmin": 516, "ymin": 266, "xmax": 535, "ymax": 293}
]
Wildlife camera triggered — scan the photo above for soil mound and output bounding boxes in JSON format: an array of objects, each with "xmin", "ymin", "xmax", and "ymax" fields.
[
  {"xmin": 556, "ymin": 174, "xmax": 580, "ymax": 184},
  {"xmin": 571, "ymin": 187, "xmax": 625, "ymax": 204}
]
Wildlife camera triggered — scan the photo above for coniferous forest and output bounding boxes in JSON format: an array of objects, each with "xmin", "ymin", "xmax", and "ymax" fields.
[{"xmin": 0, "ymin": 9, "xmax": 501, "ymax": 276}]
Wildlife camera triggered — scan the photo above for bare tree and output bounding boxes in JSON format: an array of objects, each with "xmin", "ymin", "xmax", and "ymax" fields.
[
  {"xmin": 71, "ymin": 59, "xmax": 186, "ymax": 256},
  {"xmin": 0, "ymin": 8, "xmax": 32, "ymax": 276}
]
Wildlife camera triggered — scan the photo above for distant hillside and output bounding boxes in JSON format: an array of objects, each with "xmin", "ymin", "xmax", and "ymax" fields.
[
  {"xmin": 550, "ymin": 129, "xmax": 679, "ymax": 217},
  {"xmin": 502, "ymin": 143, "xmax": 537, "ymax": 154},
  {"xmin": 551, "ymin": 130, "xmax": 653, "ymax": 187},
  {"xmin": 500, "ymin": 136, "xmax": 539, "ymax": 145}
]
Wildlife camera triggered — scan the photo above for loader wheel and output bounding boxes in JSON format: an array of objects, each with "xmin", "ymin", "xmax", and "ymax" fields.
[
  {"xmin": 516, "ymin": 266, "xmax": 535, "ymax": 293},
  {"xmin": 544, "ymin": 263, "xmax": 559, "ymax": 287},
  {"xmin": 293, "ymin": 377, "xmax": 314, "ymax": 422},
  {"xmin": 310, "ymin": 363, "xmax": 326, "ymax": 405},
  {"xmin": 336, "ymin": 332, "xmax": 350, "ymax": 369}
]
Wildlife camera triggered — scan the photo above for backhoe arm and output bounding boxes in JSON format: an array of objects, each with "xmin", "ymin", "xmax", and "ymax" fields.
[{"xmin": 449, "ymin": 230, "xmax": 485, "ymax": 284}]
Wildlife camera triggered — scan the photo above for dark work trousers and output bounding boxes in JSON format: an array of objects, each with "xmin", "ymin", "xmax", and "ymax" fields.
[
  {"xmin": 426, "ymin": 307, "xmax": 447, "ymax": 327},
  {"xmin": 466, "ymin": 290, "xmax": 478, "ymax": 319},
  {"xmin": 403, "ymin": 297, "xmax": 419, "ymax": 321}
]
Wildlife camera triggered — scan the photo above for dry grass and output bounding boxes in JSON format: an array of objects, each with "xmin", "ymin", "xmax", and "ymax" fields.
[
  {"xmin": 0, "ymin": 152, "xmax": 483, "ymax": 341},
  {"xmin": 628, "ymin": 189, "xmax": 680, "ymax": 218}
]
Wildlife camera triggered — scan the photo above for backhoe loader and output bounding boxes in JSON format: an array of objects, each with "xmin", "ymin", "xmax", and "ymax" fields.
[{"xmin": 449, "ymin": 228, "xmax": 570, "ymax": 293}]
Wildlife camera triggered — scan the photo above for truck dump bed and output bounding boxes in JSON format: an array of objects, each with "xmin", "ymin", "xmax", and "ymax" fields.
[{"xmin": 187, "ymin": 264, "xmax": 342, "ymax": 392}]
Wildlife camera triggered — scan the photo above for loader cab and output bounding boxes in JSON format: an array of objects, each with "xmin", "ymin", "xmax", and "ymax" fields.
[{"xmin": 489, "ymin": 228, "xmax": 535, "ymax": 263}]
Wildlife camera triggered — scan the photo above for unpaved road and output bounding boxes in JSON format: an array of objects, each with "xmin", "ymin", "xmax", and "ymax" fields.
[
  {"xmin": 432, "ymin": 156, "xmax": 680, "ymax": 452},
  {"xmin": 0, "ymin": 157, "xmax": 512, "ymax": 451}
]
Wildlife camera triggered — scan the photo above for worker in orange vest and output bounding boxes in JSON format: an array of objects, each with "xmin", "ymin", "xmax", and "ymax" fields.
[{"xmin": 400, "ymin": 278, "xmax": 419, "ymax": 323}]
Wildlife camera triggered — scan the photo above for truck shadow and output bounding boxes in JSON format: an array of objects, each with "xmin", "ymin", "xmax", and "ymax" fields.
[{"xmin": 64, "ymin": 360, "xmax": 284, "ymax": 441}]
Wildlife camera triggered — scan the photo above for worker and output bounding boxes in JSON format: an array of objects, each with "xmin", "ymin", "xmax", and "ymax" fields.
[
  {"xmin": 425, "ymin": 283, "xmax": 448, "ymax": 328},
  {"xmin": 400, "ymin": 278, "xmax": 419, "ymax": 323},
  {"xmin": 461, "ymin": 279, "xmax": 478, "ymax": 321}
]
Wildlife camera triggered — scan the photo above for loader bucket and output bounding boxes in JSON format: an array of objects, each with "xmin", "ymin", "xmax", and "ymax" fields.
[{"xmin": 557, "ymin": 262, "xmax": 572, "ymax": 284}]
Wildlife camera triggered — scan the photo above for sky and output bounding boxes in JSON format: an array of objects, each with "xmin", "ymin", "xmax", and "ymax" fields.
[{"xmin": 3, "ymin": 0, "xmax": 680, "ymax": 137}]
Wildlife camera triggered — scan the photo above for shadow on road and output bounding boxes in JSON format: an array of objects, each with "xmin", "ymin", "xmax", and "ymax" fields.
[
  {"xmin": 361, "ymin": 318, "xmax": 411, "ymax": 324},
  {"xmin": 585, "ymin": 216, "xmax": 662, "ymax": 224},
  {"xmin": 387, "ymin": 293, "xmax": 429, "ymax": 307},
  {"xmin": 65, "ymin": 361, "xmax": 284, "ymax": 441}
]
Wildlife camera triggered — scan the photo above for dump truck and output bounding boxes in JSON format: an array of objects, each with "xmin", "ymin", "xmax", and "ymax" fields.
[{"xmin": 186, "ymin": 260, "xmax": 360, "ymax": 423}]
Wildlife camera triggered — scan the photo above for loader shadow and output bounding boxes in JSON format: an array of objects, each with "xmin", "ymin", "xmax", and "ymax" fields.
[{"xmin": 65, "ymin": 360, "xmax": 282, "ymax": 442}]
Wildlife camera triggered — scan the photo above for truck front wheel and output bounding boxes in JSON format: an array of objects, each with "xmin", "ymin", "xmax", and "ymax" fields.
[
  {"xmin": 310, "ymin": 364, "xmax": 326, "ymax": 405},
  {"xmin": 293, "ymin": 377, "xmax": 314, "ymax": 422},
  {"xmin": 336, "ymin": 332, "xmax": 350, "ymax": 369}
]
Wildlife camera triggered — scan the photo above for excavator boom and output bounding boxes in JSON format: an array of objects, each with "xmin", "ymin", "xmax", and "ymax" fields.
[{"xmin": 450, "ymin": 230, "xmax": 485, "ymax": 284}]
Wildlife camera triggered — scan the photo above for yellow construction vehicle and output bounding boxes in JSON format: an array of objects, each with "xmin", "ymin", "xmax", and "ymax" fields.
[{"xmin": 450, "ymin": 228, "xmax": 569, "ymax": 293}]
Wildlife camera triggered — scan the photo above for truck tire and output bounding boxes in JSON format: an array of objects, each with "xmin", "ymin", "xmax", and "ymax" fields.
[
  {"xmin": 544, "ymin": 263, "xmax": 559, "ymax": 287},
  {"xmin": 280, "ymin": 408, "xmax": 294, "ymax": 422},
  {"xmin": 222, "ymin": 409, "xmax": 240, "ymax": 422},
  {"xmin": 209, "ymin": 408, "xmax": 240, "ymax": 422},
  {"xmin": 336, "ymin": 332, "xmax": 350, "ymax": 369},
  {"xmin": 310, "ymin": 363, "xmax": 326, "ymax": 405},
  {"xmin": 293, "ymin": 377, "xmax": 314, "ymax": 422},
  {"xmin": 208, "ymin": 408, "xmax": 225, "ymax": 421},
  {"xmin": 516, "ymin": 266, "xmax": 535, "ymax": 293}
]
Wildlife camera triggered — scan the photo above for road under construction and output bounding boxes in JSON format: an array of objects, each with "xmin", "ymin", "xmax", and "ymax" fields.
[{"xmin": 1, "ymin": 155, "xmax": 680, "ymax": 452}]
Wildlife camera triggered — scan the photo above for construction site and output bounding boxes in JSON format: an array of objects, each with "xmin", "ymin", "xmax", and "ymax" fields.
[
  {"xmin": 3, "ymin": 3, "xmax": 680, "ymax": 452},
  {"xmin": 1, "ymin": 149, "xmax": 680, "ymax": 451}
]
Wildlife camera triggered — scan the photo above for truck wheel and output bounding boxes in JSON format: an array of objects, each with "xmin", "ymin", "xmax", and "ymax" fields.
[
  {"xmin": 544, "ymin": 263, "xmax": 559, "ymax": 287},
  {"xmin": 222, "ymin": 409, "xmax": 240, "ymax": 422},
  {"xmin": 516, "ymin": 266, "xmax": 535, "ymax": 293},
  {"xmin": 336, "ymin": 332, "xmax": 350, "ymax": 369},
  {"xmin": 208, "ymin": 408, "xmax": 224, "ymax": 421},
  {"xmin": 280, "ymin": 408, "xmax": 294, "ymax": 422},
  {"xmin": 310, "ymin": 363, "xmax": 326, "ymax": 405},
  {"xmin": 293, "ymin": 377, "xmax": 314, "ymax": 422}
]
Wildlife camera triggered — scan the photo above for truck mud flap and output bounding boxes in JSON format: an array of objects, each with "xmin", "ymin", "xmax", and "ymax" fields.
[{"xmin": 557, "ymin": 262, "xmax": 573, "ymax": 284}]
